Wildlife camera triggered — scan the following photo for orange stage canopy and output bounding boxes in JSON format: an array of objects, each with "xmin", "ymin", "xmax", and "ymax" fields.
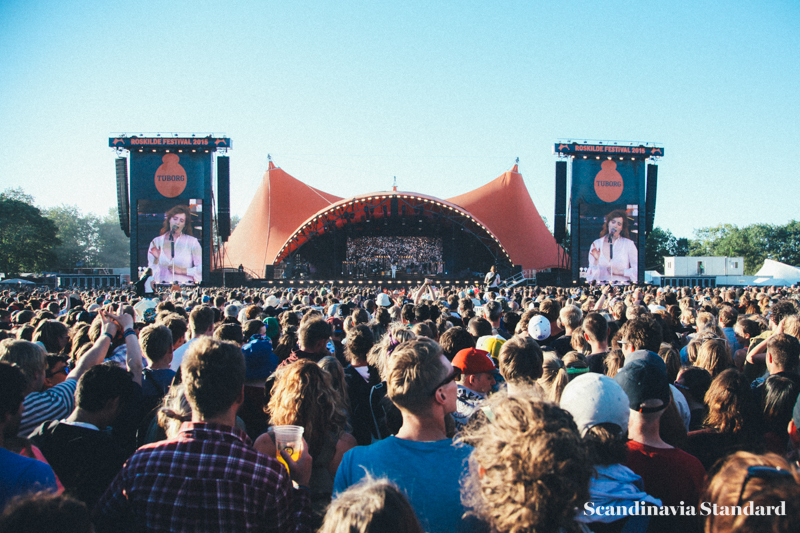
[{"xmin": 223, "ymin": 162, "xmax": 564, "ymax": 276}]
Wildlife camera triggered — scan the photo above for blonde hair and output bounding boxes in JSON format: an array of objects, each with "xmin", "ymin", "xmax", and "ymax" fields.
[
  {"xmin": 695, "ymin": 338, "xmax": 733, "ymax": 378},
  {"xmin": 267, "ymin": 359, "xmax": 348, "ymax": 457},
  {"xmin": 368, "ymin": 324, "xmax": 416, "ymax": 381},
  {"xmin": 385, "ymin": 338, "xmax": 444, "ymax": 414},
  {"xmin": 459, "ymin": 390, "xmax": 591, "ymax": 533},
  {"xmin": 157, "ymin": 384, "xmax": 192, "ymax": 439},
  {"xmin": 784, "ymin": 315, "xmax": 800, "ymax": 339},
  {"xmin": 537, "ymin": 352, "xmax": 569, "ymax": 403}
]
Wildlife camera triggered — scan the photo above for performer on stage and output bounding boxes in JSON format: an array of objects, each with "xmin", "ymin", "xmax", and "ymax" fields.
[
  {"xmin": 147, "ymin": 205, "xmax": 202, "ymax": 284},
  {"xmin": 484, "ymin": 265, "xmax": 500, "ymax": 291},
  {"xmin": 586, "ymin": 209, "xmax": 638, "ymax": 284}
]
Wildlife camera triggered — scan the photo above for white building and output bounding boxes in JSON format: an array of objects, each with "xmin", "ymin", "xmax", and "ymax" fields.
[
  {"xmin": 659, "ymin": 257, "xmax": 744, "ymax": 288},
  {"xmin": 664, "ymin": 257, "xmax": 744, "ymax": 277}
]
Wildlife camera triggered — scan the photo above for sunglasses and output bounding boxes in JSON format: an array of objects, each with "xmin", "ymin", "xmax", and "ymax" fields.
[
  {"xmin": 736, "ymin": 466, "xmax": 795, "ymax": 507},
  {"xmin": 430, "ymin": 367, "xmax": 461, "ymax": 396}
]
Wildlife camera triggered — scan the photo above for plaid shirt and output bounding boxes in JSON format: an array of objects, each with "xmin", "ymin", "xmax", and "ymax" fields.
[{"xmin": 94, "ymin": 422, "xmax": 311, "ymax": 533}]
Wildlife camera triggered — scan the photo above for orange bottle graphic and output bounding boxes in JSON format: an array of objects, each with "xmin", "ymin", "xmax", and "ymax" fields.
[
  {"xmin": 154, "ymin": 154, "xmax": 187, "ymax": 197},
  {"xmin": 593, "ymin": 160, "xmax": 624, "ymax": 203}
]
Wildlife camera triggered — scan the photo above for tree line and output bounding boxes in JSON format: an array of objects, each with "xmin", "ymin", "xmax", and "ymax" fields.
[
  {"xmin": 645, "ymin": 222, "xmax": 800, "ymax": 275},
  {"xmin": 0, "ymin": 188, "xmax": 130, "ymax": 275}
]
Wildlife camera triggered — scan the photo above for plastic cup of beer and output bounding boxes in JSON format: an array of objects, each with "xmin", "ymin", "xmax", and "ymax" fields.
[{"xmin": 273, "ymin": 425, "xmax": 304, "ymax": 471}]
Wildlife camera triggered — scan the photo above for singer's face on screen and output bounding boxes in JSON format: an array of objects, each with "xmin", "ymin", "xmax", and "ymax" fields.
[
  {"xmin": 170, "ymin": 213, "xmax": 186, "ymax": 233},
  {"xmin": 608, "ymin": 217, "xmax": 623, "ymax": 236}
]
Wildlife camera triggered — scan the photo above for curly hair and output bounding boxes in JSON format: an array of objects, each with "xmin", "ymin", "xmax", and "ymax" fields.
[
  {"xmin": 267, "ymin": 359, "xmax": 348, "ymax": 458},
  {"xmin": 459, "ymin": 391, "xmax": 591, "ymax": 533}
]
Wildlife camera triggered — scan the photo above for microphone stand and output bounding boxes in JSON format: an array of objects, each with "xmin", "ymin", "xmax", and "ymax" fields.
[
  {"xmin": 608, "ymin": 232, "xmax": 614, "ymax": 261},
  {"xmin": 169, "ymin": 227, "xmax": 176, "ymax": 285}
]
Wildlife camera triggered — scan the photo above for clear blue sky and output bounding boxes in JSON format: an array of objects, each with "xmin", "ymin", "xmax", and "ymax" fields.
[{"xmin": 1, "ymin": 0, "xmax": 798, "ymax": 239}]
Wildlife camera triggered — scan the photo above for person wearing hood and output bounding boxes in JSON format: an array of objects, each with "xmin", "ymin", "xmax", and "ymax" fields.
[{"xmin": 561, "ymin": 373, "xmax": 661, "ymax": 533}]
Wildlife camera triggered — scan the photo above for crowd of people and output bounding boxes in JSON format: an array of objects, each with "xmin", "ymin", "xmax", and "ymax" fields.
[
  {"xmin": 1, "ymin": 280, "xmax": 800, "ymax": 532},
  {"xmin": 346, "ymin": 236, "xmax": 443, "ymax": 270}
]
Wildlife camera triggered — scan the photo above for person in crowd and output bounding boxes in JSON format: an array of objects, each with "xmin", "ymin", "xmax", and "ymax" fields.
[
  {"xmin": 139, "ymin": 324, "xmax": 175, "ymax": 399},
  {"xmin": 342, "ymin": 324, "xmax": 380, "ymax": 446},
  {"xmin": 762, "ymin": 375, "xmax": 800, "ymax": 454},
  {"xmin": 0, "ymin": 492, "xmax": 91, "ymax": 533},
  {"xmin": 320, "ymin": 476, "xmax": 423, "ymax": 533},
  {"xmin": 0, "ymin": 362, "xmax": 58, "ymax": 510},
  {"xmin": 695, "ymin": 338, "xmax": 733, "ymax": 379},
  {"xmin": 561, "ymin": 373, "xmax": 662, "ymax": 532},
  {"xmin": 459, "ymin": 390, "xmax": 592, "ymax": 533},
  {"xmin": 29, "ymin": 365, "xmax": 138, "ymax": 508},
  {"xmin": 583, "ymin": 312, "xmax": 610, "ymax": 374},
  {"xmin": 685, "ymin": 368, "xmax": 764, "ymax": 470},
  {"xmin": 42, "ymin": 355, "xmax": 69, "ymax": 390},
  {"xmin": 31, "ymin": 320, "xmax": 70, "ymax": 355},
  {"xmin": 155, "ymin": 312, "xmax": 187, "ymax": 354},
  {"xmin": 278, "ymin": 318, "xmax": 333, "ymax": 367},
  {"xmin": 482, "ymin": 301, "xmax": 509, "ymax": 340},
  {"xmin": 550, "ymin": 304, "xmax": 583, "ymax": 357},
  {"xmin": 615, "ymin": 358, "xmax": 705, "ymax": 532},
  {"xmin": 497, "ymin": 334, "xmax": 543, "ymax": 396},
  {"xmin": 438, "ymin": 326, "xmax": 475, "ymax": 361},
  {"xmin": 335, "ymin": 338, "xmax": 475, "ymax": 533},
  {"xmin": 538, "ymin": 352, "xmax": 569, "ymax": 403},
  {"xmin": 1, "ymin": 307, "xmax": 139, "ymax": 439},
  {"xmin": 94, "ymin": 337, "xmax": 314, "ymax": 531},
  {"xmin": 702, "ymin": 451, "xmax": 800, "ymax": 533},
  {"xmin": 169, "ymin": 305, "xmax": 215, "ymax": 371},
  {"xmin": 674, "ymin": 366, "xmax": 712, "ymax": 431},
  {"xmin": 751, "ymin": 333, "xmax": 800, "ymax": 397},
  {"xmin": 367, "ymin": 327, "xmax": 416, "ymax": 441},
  {"xmin": 258, "ymin": 359, "xmax": 356, "ymax": 526},
  {"xmin": 451, "ymin": 347, "xmax": 496, "ymax": 431}
]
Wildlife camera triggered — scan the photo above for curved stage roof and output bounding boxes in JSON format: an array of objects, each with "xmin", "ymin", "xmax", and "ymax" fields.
[{"xmin": 223, "ymin": 162, "xmax": 564, "ymax": 275}]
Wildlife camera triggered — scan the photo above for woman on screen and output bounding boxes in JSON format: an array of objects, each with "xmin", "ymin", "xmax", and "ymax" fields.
[
  {"xmin": 147, "ymin": 205, "xmax": 202, "ymax": 284},
  {"xmin": 586, "ymin": 209, "xmax": 637, "ymax": 284}
]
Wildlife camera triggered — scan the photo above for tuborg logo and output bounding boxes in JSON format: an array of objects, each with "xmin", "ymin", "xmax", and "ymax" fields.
[
  {"xmin": 594, "ymin": 160, "xmax": 624, "ymax": 203},
  {"xmin": 154, "ymin": 154, "xmax": 187, "ymax": 198}
]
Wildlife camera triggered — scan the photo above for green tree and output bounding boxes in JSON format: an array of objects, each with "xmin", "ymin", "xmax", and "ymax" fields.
[
  {"xmin": 645, "ymin": 227, "xmax": 678, "ymax": 273},
  {"xmin": 0, "ymin": 191, "xmax": 59, "ymax": 274},
  {"xmin": 96, "ymin": 208, "xmax": 130, "ymax": 268},
  {"xmin": 44, "ymin": 205, "xmax": 99, "ymax": 270}
]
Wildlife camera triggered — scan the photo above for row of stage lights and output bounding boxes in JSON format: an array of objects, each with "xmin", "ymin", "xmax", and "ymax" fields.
[{"xmin": 278, "ymin": 194, "xmax": 511, "ymax": 262}]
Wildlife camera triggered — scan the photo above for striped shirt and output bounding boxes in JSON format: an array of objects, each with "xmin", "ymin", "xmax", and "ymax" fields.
[{"xmin": 19, "ymin": 379, "xmax": 78, "ymax": 438}]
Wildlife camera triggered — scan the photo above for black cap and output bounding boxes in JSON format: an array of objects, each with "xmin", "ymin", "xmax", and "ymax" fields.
[{"xmin": 614, "ymin": 359, "xmax": 671, "ymax": 413}]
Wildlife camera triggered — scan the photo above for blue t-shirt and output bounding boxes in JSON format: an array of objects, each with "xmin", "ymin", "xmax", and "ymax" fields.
[
  {"xmin": 0, "ymin": 447, "xmax": 58, "ymax": 509},
  {"xmin": 334, "ymin": 436, "xmax": 474, "ymax": 533}
]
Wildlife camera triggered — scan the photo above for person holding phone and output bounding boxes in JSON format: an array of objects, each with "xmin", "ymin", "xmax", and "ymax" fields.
[{"xmin": 586, "ymin": 209, "xmax": 638, "ymax": 285}]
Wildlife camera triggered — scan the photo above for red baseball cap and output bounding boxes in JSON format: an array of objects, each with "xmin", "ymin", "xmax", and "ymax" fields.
[{"xmin": 452, "ymin": 348, "xmax": 495, "ymax": 375}]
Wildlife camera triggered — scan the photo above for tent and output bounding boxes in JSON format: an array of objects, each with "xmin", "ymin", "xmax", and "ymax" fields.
[
  {"xmin": 754, "ymin": 259, "xmax": 800, "ymax": 284},
  {"xmin": 223, "ymin": 162, "xmax": 564, "ymax": 276}
]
